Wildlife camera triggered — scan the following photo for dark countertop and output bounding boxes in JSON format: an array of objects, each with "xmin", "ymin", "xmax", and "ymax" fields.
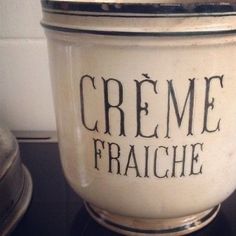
[{"xmin": 12, "ymin": 143, "xmax": 236, "ymax": 236}]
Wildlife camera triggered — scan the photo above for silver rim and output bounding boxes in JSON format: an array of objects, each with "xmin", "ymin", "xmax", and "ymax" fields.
[{"xmin": 0, "ymin": 166, "xmax": 33, "ymax": 236}]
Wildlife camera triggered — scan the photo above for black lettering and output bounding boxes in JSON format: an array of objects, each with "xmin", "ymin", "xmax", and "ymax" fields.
[
  {"xmin": 80, "ymin": 75, "xmax": 98, "ymax": 131},
  {"xmin": 103, "ymin": 78, "xmax": 125, "ymax": 136},
  {"xmin": 135, "ymin": 74, "xmax": 158, "ymax": 138},
  {"xmin": 190, "ymin": 143, "xmax": 203, "ymax": 175},
  {"xmin": 108, "ymin": 142, "xmax": 121, "ymax": 175},
  {"xmin": 171, "ymin": 145, "xmax": 187, "ymax": 177},
  {"xmin": 124, "ymin": 145, "xmax": 141, "ymax": 177},
  {"xmin": 166, "ymin": 79, "xmax": 195, "ymax": 138},
  {"xmin": 154, "ymin": 146, "xmax": 169, "ymax": 178},
  {"xmin": 144, "ymin": 146, "xmax": 150, "ymax": 178},
  {"xmin": 93, "ymin": 138, "xmax": 105, "ymax": 170},
  {"xmin": 202, "ymin": 75, "xmax": 224, "ymax": 133}
]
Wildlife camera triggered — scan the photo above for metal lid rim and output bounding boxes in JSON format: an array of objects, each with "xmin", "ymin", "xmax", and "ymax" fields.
[{"xmin": 41, "ymin": 0, "xmax": 236, "ymax": 14}]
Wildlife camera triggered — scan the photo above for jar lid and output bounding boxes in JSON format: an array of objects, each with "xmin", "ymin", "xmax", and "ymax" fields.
[
  {"xmin": 42, "ymin": 0, "xmax": 236, "ymax": 14},
  {"xmin": 0, "ymin": 125, "xmax": 33, "ymax": 235},
  {"xmin": 0, "ymin": 126, "xmax": 18, "ymax": 180},
  {"xmin": 41, "ymin": 0, "xmax": 236, "ymax": 36}
]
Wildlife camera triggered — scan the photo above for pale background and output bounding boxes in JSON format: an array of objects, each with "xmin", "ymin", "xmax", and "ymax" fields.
[{"xmin": 0, "ymin": 0, "xmax": 56, "ymax": 131}]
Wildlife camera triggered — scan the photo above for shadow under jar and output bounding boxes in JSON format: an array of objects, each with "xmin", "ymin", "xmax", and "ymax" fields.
[{"xmin": 41, "ymin": 1, "xmax": 236, "ymax": 235}]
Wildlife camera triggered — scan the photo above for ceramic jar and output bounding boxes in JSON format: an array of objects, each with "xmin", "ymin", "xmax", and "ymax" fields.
[{"xmin": 41, "ymin": 1, "xmax": 236, "ymax": 235}]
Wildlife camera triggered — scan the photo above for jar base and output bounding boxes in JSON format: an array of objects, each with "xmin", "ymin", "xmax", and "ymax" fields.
[{"xmin": 85, "ymin": 202, "xmax": 220, "ymax": 236}]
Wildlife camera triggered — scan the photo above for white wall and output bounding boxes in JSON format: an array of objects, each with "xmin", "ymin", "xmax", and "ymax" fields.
[{"xmin": 0, "ymin": 0, "xmax": 56, "ymax": 131}]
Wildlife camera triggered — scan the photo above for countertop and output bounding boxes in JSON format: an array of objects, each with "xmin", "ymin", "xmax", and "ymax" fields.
[{"xmin": 12, "ymin": 143, "xmax": 236, "ymax": 236}]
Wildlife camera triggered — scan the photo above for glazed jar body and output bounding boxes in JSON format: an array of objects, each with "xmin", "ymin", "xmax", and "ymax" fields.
[
  {"xmin": 46, "ymin": 31, "xmax": 236, "ymax": 218},
  {"xmin": 42, "ymin": 1, "xmax": 236, "ymax": 234}
]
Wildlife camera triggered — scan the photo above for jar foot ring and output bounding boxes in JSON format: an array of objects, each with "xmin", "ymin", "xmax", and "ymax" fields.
[{"xmin": 85, "ymin": 202, "xmax": 220, "ymax": 236}]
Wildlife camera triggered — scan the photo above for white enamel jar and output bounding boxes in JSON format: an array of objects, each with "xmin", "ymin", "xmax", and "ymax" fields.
[{"xmin": 41, "ymin": 1, "xmax": 236, "ymax": 235}]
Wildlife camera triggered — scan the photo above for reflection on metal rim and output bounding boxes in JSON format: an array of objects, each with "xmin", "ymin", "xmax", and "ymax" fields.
[{"xmin": 85, "ymin": 202, "xmax": 220, "ymax": 235}]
